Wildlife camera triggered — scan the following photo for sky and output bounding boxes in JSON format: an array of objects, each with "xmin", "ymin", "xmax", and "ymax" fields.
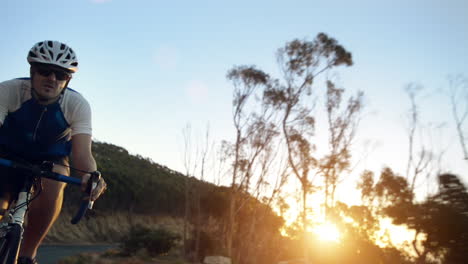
[{"xmin": 1, "ymin": 0, "xmax": 467, "ymax": 204}]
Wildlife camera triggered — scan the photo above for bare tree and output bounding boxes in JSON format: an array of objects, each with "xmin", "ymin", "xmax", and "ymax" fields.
[
  {"xmin": 182, "ymin": 124, "xmax": 215, "ymax": 262},
  {"xmin": 194, "ymin": 127, "xmax": 212, "ymax": 262},
  {"xmin": 236, "ymin": 141, "xmax": 291, "ymax": 264},
  {"xmin": 225, "ymin": 66, "xmax": 274, "ymax": 260},
  {"xmin": 182, "ymin": 124, "xmax": 197, "ymax": 259},
  {"xmin": 404, "ymin": 83, "xmax": 433, "ymax": 193},
  {"xmin": 321, "ymin": 80, "xmax": 363, "ymax": 215},
  {"xmin": 405, "ymin": 83, "xmax": 434, "ymax": 194},
  {"xmin": 447, "ymin": 75, "xmax": 468, "ymax": 162}
]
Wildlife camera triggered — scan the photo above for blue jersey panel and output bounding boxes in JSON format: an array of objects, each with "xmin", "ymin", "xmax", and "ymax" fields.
[{"xmin": 0, "ymin": 97, "xmax": 71, "ymax": 161}]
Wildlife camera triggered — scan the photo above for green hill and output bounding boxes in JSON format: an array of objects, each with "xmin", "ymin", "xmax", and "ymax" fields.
[
  {"xmin": 47, "ymin": 141, "xmax": 283, "ymax": 253},
  {"xmin": 64, "ymin": 141, "xmax": 189, "ymax": 216}
]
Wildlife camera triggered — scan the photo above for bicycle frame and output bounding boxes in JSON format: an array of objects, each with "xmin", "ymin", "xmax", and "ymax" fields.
[
  {"xmin": 4, "ymin": 189, "xmax": 30, "ymax": 229},
  {"xmin": 0, "ymin": 175, "xmax": 36, "ymax": 264},
  {"xmin": 0, "ymin": 157, "xmax": 98, "ymax": 263}
]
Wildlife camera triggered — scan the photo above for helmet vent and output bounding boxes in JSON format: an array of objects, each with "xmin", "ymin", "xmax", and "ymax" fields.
[
  {"xmin": 47, "ymin": 41, "xmax": 53, "ymax": 48},
  {"xmin": 47, "ymin": 49, "xmax": 54, "ymax": 60}
]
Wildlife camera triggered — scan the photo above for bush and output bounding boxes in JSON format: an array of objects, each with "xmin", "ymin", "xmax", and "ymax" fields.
[
  {"xmin": 186, "ymin": 230, "xmax": 218, "ymax": 261},
  {"xmin": 120, "ymin": 225, "xmax": 181, "ymax": 257},
  {"xmin": 57, "ymin": 254, "xmax": 93, "ymax": 264}
]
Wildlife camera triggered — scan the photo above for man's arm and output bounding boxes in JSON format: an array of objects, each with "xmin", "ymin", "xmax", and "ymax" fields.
[
  {"xmin": 0, "ymin": 80, "xmax": 12, "ymax": 127},
  {"xmin": 71, "ymin": 133, "xmax": 106, "ymax": 201}
]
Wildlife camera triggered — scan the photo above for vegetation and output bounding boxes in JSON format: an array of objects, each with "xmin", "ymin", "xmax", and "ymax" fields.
[
  {"xmin": 56, "ymin": 140, "xmax": 285, "ymax": 262},
  {"xmin": 120, "ymin": 225, "xmax": 180, "ymax": 257},
  {"xmin": 55, "ymin": 140, "xmax": 468, "ymax": 263},
  {"xmin": 52, "ymin": 33, "xmax": 468, "ymax": 264},
  {"xmin": 58, "ymin": 254, "xmax": 94, "ymax": 264},
  {"xmin": 65, "ymin": 142, "xmax": 187, "ymax": 216}
]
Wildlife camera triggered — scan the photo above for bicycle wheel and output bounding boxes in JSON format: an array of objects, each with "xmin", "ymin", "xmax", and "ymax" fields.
[{"xmin": 0, "ymin": 224, "xmax": 22, "ymax": 264}]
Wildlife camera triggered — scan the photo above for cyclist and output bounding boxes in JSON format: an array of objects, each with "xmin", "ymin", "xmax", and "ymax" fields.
[{"xmin": 0, "ymin": 40, "xmax": 107, "ymax": 264}]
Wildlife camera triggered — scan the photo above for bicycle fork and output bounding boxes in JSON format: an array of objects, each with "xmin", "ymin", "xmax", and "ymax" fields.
[
  {"xmin": 11, "ymin": 192, "xmax": 29, "ymax": 227},
  {"xmin": 0, "ymin": 191, "xmax": 28, "ymax": 243},
  {"xmin": 0, "ymin": 182, "xmax": 32, "ymax": 263}
]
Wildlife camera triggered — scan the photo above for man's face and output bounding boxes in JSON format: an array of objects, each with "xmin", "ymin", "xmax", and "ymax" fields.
[{"xmin": 31, "ymin": 64, "xmax": 71, "ymax": 103}]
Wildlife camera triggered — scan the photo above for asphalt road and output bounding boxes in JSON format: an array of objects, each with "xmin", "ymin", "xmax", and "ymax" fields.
[{"xmin": 36, "ymin": 244, "xmax": 115, "ymax": 264}]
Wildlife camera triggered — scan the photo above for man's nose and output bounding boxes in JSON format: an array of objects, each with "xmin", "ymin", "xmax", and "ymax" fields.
[{"xmin": 46, "ymin": 72, "xmax": 57, "ymax": 81}]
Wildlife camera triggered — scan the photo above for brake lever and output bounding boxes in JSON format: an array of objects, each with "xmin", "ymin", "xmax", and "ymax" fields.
[
  {"xmin": 87, "ymin": 171, "xmax": 101, "ymax": 209},
  {"xmin": 71, "ymin": 170, "xmax": 101, "ymax": 225}
]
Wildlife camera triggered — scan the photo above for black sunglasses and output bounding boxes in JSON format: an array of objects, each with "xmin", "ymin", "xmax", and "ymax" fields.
[{"xmin": 34, "ymin": 66, "xmax": 71, "ymax": 81}]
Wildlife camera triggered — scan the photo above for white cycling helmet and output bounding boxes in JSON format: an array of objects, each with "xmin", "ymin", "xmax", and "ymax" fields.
[{"xmin": 27, "ymin": 40, "xmax": 79, "ymax": 73}]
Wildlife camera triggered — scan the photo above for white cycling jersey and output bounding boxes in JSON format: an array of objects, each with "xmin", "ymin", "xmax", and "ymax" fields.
[{"xmin": 0, "ymin": 78, "xmax": 92, "ymax": 160}]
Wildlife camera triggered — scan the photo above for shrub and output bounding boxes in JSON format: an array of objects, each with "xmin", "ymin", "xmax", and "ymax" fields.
[
  {"xmin": 120, "ymin": 225, "xmax": 181, "ymax": 257},
  {"xmin": 57, "ymin": 254, "xmax": 93, "ymax": 264},
  {"xmin": 186, "ymin": 230, "xmax": 218, "ymax": 261}
]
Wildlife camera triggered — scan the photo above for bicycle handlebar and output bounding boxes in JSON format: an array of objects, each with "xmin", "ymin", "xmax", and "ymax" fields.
[{"xmin": 0, "ymin": 157, "xmax": 98, "ymax": 225}]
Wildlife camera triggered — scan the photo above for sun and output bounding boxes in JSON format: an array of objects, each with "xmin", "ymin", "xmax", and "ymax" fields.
[{"xmin": 312, "ymin": 222, "xmax": 341, "ymax": 243}]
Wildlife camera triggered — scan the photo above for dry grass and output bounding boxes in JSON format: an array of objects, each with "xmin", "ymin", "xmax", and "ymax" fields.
[
  {"xmin": 46, "ymin": 212, "xmax": 204, "ymax": 263},
  {"xmin": 45, "ymin": 212, "xmax": 185, "ymax": 244},
  {"xmin": 57, "ymin": 250, "xmax": 189, "ymax": 264}
]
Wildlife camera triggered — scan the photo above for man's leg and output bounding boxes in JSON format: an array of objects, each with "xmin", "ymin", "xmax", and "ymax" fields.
[
  {"xmin": 0, "ymin": 193, "xmax": 11, "ymax": 220},
  {"xmin": 19, "ymin": 178, "xmax": 66, "ymax": 259},
  {"xmin": 0, "ymin": 168, "xmax": 14, "ymax": 221}
]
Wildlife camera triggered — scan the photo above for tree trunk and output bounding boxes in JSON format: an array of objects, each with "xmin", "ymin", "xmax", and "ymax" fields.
[{"xmin": 302, "ymin": 183, "xmax": 309, "ymax": 263}]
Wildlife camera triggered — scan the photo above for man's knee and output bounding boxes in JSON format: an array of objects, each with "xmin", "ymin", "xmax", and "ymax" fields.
[
  {"xmin": 0, "ymin": 196, "xmax": 11, "ymax": 220},
  {"xmin": 30, "ymin": 179, "xmax": 66, "ymax": 209},
  {"xmin": 41, "ymin": 178, "xmax": 66, "ymax": 194}
]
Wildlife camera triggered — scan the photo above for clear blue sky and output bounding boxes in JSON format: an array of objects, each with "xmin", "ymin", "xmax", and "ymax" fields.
[{"xmin": 1, "ymin": 0, "xmax": 467, "ymax": 199}]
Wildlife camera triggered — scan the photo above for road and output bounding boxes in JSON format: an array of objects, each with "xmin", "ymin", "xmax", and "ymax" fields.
[{"xmin": 36, "ymin": 244, "xmax": 115, "ymax": 264}]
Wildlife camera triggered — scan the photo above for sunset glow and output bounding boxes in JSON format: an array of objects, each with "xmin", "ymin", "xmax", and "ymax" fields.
[
  {"xmin": 313, "ymin": 222, "xmax": 341, "ymax": 243},
  {"xmin": 376, "ymin": 218, "xmax": 416, "ymax": 247}
]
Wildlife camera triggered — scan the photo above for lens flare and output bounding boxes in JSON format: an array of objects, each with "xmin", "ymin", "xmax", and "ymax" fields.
[{"xmin": 313, "ymin": 222, "xmax": 341, "ymax": 242}]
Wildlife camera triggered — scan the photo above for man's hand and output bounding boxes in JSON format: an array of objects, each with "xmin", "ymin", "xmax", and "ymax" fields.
[{"xmin": 81, "ymin": 173, "xmax": 107, "ymax": 201}]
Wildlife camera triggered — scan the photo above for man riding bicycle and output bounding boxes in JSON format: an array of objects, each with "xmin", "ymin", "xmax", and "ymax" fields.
[{"xmin": 0, "ymin": 40, "xmax": 107, "ymax": 264}]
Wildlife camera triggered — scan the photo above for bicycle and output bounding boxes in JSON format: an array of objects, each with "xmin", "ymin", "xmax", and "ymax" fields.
[{"xmin": 0, "ymin": 157, "xmax": 101, "ymax": 264}]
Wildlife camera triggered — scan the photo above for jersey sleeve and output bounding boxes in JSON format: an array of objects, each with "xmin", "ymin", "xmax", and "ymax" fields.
[
  {"xmin": 70, "ymin": 97, "xmax": 93, "ymax": 136},
  {"xmin": 0, "ymin": 80, "xmax": 12, "ymax": 124}
]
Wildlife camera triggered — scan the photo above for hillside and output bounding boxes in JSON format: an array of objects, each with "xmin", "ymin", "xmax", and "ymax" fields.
[
  {"xmin": 46, "ymin": 141, "xmax": 281, "ymax": 248},
  {"xmin": 64, "ymin": 141, "xmax": 190, "ymax": 216},
  {"xmin": 46, "ymin": 141, "xmax": 203, "ymax": 243}
]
